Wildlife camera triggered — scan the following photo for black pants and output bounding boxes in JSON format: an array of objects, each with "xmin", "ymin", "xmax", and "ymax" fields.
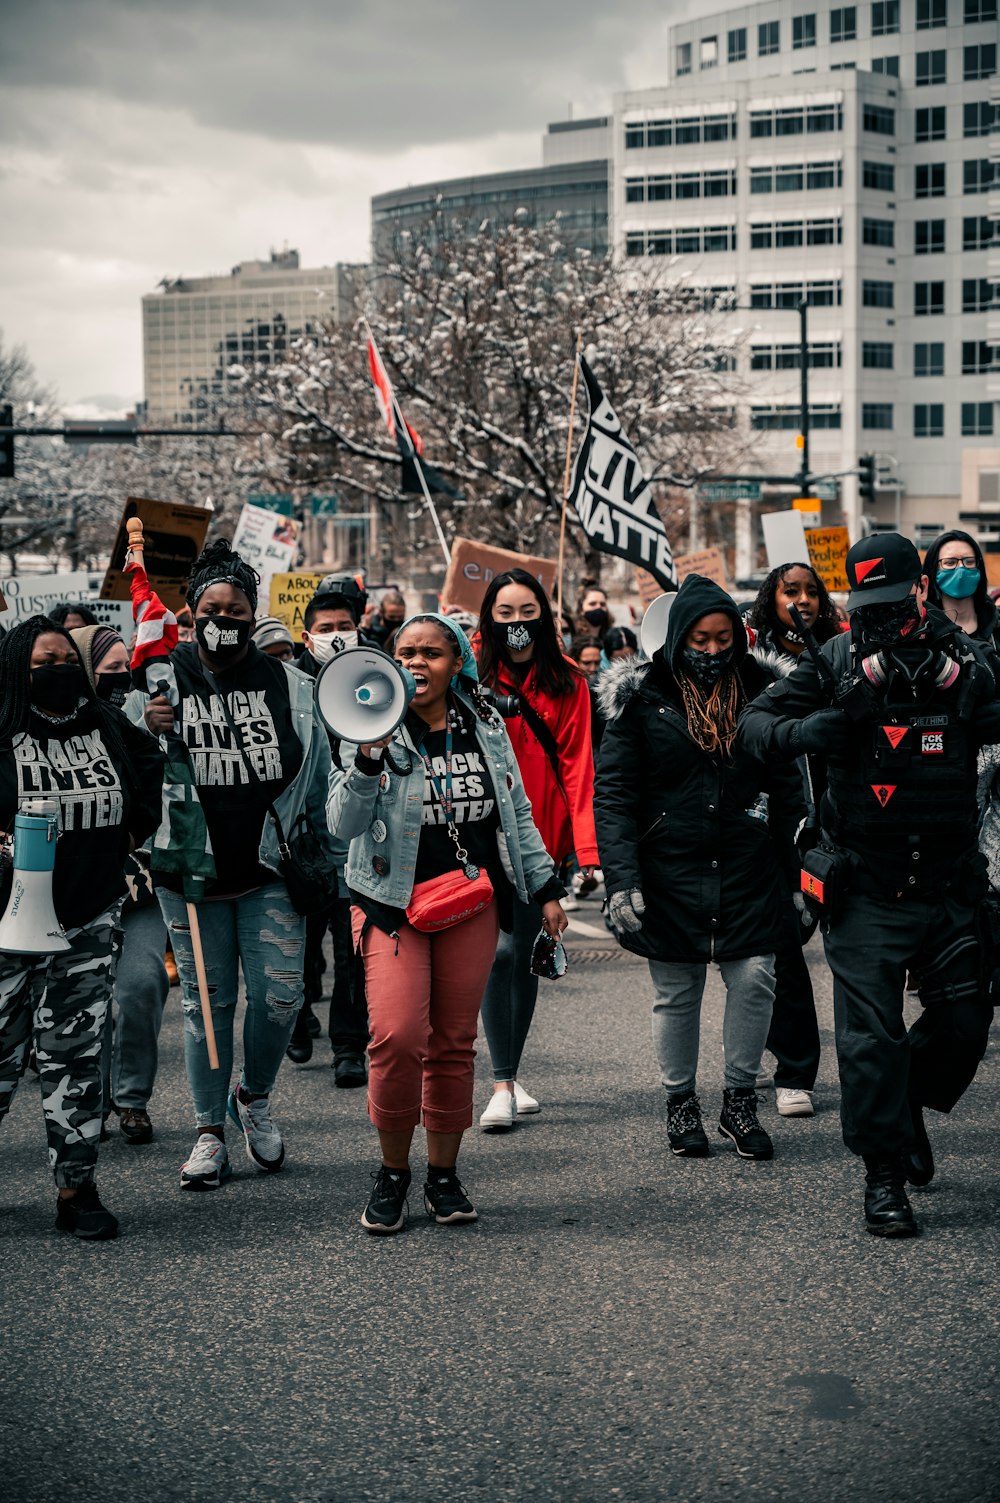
[
  {"xmin": 822, "ymin": 890, "xmax": 993, "ymax": 1157},
  {"xmin": 304, "ymin": 896, "xmax": 369, "ymax": 1054},
  {"xmin": 767, "ymin": 897, "xmax": 821, "ymax": 1090}
]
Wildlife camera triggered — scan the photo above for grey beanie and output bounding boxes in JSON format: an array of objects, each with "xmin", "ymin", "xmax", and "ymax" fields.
[{"xmin": 252, "ymin": 615, "xmax": 294, "ymax": 652}]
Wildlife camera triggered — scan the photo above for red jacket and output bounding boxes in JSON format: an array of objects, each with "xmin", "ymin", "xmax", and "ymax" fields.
[{"xmin": 491, "ymin": 661, "xmax": 599, "ymax": 868}]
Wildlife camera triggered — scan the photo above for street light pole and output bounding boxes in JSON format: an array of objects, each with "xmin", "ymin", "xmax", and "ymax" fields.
[{"xmin": 798, "ymin": 299, "xmax": 810, "ymax": 498}]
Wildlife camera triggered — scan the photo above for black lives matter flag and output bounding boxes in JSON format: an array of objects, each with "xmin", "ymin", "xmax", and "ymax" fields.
[{"xmin": 567, "ymin": 358, "xmax": 677, "ymax": 591}]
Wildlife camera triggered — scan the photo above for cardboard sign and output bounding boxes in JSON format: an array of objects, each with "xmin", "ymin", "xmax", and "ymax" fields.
[
  {"xmin": 0, "ymin": 572, "xmax": 132, "ymax": 636},
  {"xmin": 805, "ymin": 525, "xmax": 851, "ymax": 593},
  {"xmin": 100, "ymin": 497, "xmax": 211, "ymax": 613},
  {"xmin": 442, "ymin": 537, "xmax": 558, "ymax": 614},
  {"xmin": 674, "ymin": 547, "xmax": 729, "ymax": 591},
  {"xmin": 762, "ymin": 509, "xmax": 809, "ymax": 571},
  {"xmin": 269, "ymin": 572, "xmax": 328, "ymax": 633},
  {"xmin": 232, "ymin": 503, "xmax": 301, "ymax": 601},
  {"xmin": 635, "ymin": 567, "xmax": 668, "ymax": 607}
]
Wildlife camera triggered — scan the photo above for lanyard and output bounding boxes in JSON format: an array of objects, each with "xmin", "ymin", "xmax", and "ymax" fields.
[{"xmin": 421, "ymin": 722, "xmax": 480, "ymax": 881}]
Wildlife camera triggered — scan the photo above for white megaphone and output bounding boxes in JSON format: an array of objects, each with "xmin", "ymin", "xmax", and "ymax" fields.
[
  {"xmin": 0, "ymin": 799, "xmax": 70, "ymax": 955},
  {"xmin": 314, "ymin": 646, "xmax": 417, "ymax": 743},
  {"xmin": 640, "ymin": 590, "xmax": 677, "ymax": 659}
]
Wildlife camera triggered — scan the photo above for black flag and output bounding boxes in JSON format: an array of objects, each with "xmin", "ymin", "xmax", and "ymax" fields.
[{"xmin": 567, "ymin": 358, "xmax": 677, "ymax": 590}]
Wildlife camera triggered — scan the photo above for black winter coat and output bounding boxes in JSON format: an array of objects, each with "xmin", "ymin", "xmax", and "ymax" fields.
[{"xmin": 593, "ymin": 575, "xmax": 804, "ymax": 964}]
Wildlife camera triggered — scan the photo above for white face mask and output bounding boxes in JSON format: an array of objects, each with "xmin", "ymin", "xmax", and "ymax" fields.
[{"xmin": 307, "ymin": 629, "xmax": 358, "ymax": 663}]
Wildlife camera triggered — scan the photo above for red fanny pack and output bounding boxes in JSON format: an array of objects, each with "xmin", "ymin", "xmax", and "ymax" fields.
[{"xmin": 405, "ymin": 868, "xmax": 494, "ymax": 932}]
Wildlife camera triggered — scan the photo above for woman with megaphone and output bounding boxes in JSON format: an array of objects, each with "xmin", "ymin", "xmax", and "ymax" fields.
[
  {"xmin": 326, "ymin": 612, "xmax": 567, "ymax": 1235},
  {"xmin": 0, "ymin": 616, "xmax": 164, "ymax": 1239}
]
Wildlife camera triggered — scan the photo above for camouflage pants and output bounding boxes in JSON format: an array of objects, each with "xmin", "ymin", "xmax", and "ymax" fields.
[{"xmin": 0, "ymin": 906, "xmax": 122, "ymax": 1189}]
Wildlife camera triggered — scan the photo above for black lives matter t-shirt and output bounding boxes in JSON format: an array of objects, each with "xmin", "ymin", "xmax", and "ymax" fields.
[
  {"xmin": 413, "ymin": 724, "xmax": 499, "ymax": 885},
  {"xmin": 154, "ymin": 645, "xmax": 303, "ymax": 899}
]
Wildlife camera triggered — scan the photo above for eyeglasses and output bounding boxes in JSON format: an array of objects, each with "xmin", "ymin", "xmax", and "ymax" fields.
[{"xmin": 938, "ymin": 558, "xmax": 978, "ymax": 570}]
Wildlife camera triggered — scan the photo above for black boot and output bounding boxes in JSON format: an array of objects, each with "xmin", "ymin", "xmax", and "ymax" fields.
[
  {"xmin": 719, "ymin": 1088, "xmax": 773, "ymax": 1160},
  {"xmin": 285, "ymin": 1008, "xmax": 313, "ymax": 1065},
  {"xmin": 863, "ymin": 1157, "xmax": 920, "ymax": 1237},
  {"xmin": 666, "ymin": 1091, "xmax": 709, "ymax": 1157},
  {"xmin": 903, "ymin": 1100, "xmax": 934, "ymax": 1187},
  {"xmin": 332, "ymin": 1051, "xmax": 367, "ymax": 1088}
]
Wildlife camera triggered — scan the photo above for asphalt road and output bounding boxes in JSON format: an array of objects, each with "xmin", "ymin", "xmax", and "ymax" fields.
[{"xmin": 2, "ymin": 902, "xmax": 999, "ymax": 1503}]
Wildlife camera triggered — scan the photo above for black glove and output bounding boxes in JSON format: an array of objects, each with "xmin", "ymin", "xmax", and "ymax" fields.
[{"xmin": 789, "ymin": 707, "xmax": 850, "ymax": 757}]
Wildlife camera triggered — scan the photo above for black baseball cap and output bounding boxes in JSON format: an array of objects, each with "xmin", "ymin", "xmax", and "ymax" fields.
[{"xmin": 845, "ymin": 533, "xmax": 923, "ymax": 610}]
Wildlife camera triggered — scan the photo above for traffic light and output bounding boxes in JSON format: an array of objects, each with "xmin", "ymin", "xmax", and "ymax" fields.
[
  {"xmin": 858, "ymin": 453, "xmax": 876, "ymax": 506},
  {"xmin": 0, "ymin": 405, "xmax": 13, "ymax": 479}
]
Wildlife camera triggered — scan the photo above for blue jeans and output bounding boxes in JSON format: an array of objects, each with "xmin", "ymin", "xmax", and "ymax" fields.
[
  {"xmin": 648, "ymin": 954, "xmax": 776, "ymax": 1097},
  {"xmin": 106, "ymin": 903, "xmax": 171, "ymax": 1110},
  {"xmin": 158, "ymin": 884, "xmax": 305, "ymax": 1128}
]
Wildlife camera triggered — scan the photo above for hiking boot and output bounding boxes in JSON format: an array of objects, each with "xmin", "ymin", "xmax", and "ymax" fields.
[
  {"xmin": 118, "ymin": 1107, "xmax": 154, "ymax": 1145},
  {"xmin": 903, "ymin": 1101, "xmax": 934, "ymax": 1187},
  {"xmin": 180, "ymin": 1133, "xmax": 232, "ymax": 1190},
  {"xmin": 227, "ymin": 1088, "xmax": 285, "ymax": 1172},
  {"xmin": 864, "ymin": 1157, "xmax": 920, "ymax": 1237},
  {"xmin": 423, "ymin": 1168, "xmax": 478, "ymax": 1224},
  {"xmin": 666, "ymin": 1091, "xmax": 709, "ymax": 1157},
  {"xmin": 719, "ymin": 1087, "xmax": 774, "ymax": 1160},
  {"xmin": 361, "ymin": 1166, "xmax": 410, "ymax": 1235},
  {"xmin": 55, "ymin": 1184, "xmax": 119, "ymax": 1241}
]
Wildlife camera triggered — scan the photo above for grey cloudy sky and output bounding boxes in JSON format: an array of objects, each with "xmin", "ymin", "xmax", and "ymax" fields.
[{"xmin": 1, "ymin": 0, "xmax": 694, "ymax": 407}]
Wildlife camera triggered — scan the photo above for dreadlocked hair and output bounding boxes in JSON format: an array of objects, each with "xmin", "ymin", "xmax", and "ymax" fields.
[
  {"xmin": 188, "ymin": 538, "xmax": 260, "ymax": 612},
  {"xmin": 678, "ymin": 671, "xmax": 742, "ymax": 759}
]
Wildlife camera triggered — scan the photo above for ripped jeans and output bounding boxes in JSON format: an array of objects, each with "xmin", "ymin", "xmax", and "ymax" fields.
[{"xmin": 157, "ymin": 883, "xmax": 305, "ymax": 1128}]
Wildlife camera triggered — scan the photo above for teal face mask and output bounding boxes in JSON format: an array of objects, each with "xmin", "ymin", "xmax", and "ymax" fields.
[{"xmin": 937, "ymin": 566, "xmax": 980, "ymax": 600}]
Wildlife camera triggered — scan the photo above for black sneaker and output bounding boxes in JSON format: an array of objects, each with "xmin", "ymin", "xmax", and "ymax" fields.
[
  {"xmin": 332, "ymin": 1051, "xmax": 367, "ymax": 1088},
  {"xmin": 285, "ymin": 1009, "xmax": 313, "ymax": 1065},
  {"xmin": 55, "ymin": 1185, "xmax": 119, "ymax": 1241},
  {"xmin": 305, "ymin": 1006, "xmax": 322, "ymax": 1038},
  {"xmin": 361, "ymin": 1166, "xmax": 410, "ymax": 1235},
  {"xmin": 666, "ymin": 1091, "xmax": 709, "ymax": 1157},
  {"xmin": 864, "ymin": 1157, "xmax": 920, "ymax": 1237},
  {"xmin": 119, "ymin": 1107, "xmax": 154, "ymax": 1145},
  {"xmin": 719, "ymin": 1088, "xmax": 774, "ymax": 1160},
  {"xmin": 903, "ymin": 1101, "xmax": 934, "ymax": 1187},
  {"xmin": 423, "ymin": 1169, "xmax": 478, "ymax": 1224}
]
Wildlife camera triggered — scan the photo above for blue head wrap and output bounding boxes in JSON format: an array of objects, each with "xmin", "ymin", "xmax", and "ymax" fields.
[{"xmin": 397, "ymin": 612, "xmax": 479, "ymax": 685}]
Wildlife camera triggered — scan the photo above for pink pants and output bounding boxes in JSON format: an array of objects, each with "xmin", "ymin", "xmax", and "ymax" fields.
[{"xmin": 351, "ymin": 902, "xmax": 500, "ymax": 1134}]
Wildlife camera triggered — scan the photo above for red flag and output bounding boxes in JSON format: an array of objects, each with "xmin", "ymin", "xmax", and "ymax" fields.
[
  {"xmin": 125, "ymin": 557, "xmax": 178, "ymax": 685},
  {"xmin": 366, "ymin": 334, "xmax": 424, "ymax": 454}
]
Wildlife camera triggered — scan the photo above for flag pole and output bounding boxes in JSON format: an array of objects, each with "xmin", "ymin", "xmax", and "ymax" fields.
[
  {"xmin": 555, "ymin": 334, "xmax": 584, "ymax": 630},
  {"xmin": 363, "ymin": 318, "xmax": 452, "ymax": 569}
]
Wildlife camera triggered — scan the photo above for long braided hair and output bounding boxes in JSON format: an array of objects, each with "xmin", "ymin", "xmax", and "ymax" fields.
[{"xmin": 677, "ymin": 670, "xmax": 742, "ymax": 759}]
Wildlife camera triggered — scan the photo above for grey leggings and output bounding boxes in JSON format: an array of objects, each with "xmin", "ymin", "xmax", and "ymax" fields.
[{"xmin": 480, "ymin": 895, "xmax": 539, "ymax": 1082}]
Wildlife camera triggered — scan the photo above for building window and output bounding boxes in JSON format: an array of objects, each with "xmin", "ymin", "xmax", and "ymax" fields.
[
  {"xmin": 914, "ymin": 220, "xmax": 945, "ymax": 254},
  {"xmin": 915, "ymin": 106, "xmax": 947, "ymax": 141},
  {"xmin": 863, "ymin": 104, "xmax": 895, "ymax": 134},
  {"xmin": 752, "ymin": 404, "xmax": 841, "ymax": 430},
  {"xmin": 701, "ymin": 36, "xmax": 719, "ymax": 68},
  {"xmin": 965, "ymin": 159, "xmax": 995, "ymax": 194},
  {"xmin": 962, "ymin": 342, "xmax": 995, "ymax": 374},
  {"xmin": 624, "ymin": 169, "xmax": 737, "ymax": 203},
  {"xmin": 676, "ymin": 42, "xmax": 692, "ymax": 75},
  {"xmin": 758, "ymin": 20, "xmax": 780, "ymax": 55},
  {"xmin": 863, "ymin": 403, "xmax": 894, "ymax": 430},
  {"xmin": 863, "ymin": 279, "xmax": 894, "ymax": 307},
  {"xmin": 728, "ymin": 27, "xmax": 747, "ymax": 61},
  {"xmin": 964, "ymin": 44, "xmax": 997, "ymax": 80},
  {"xmin": 749, "ymin": 280, "xmax": 843, "ymax": 308},
  {"xmin": 749, "ymin": 103, "xmax": 842, "ymax": 136},
  {"xmin": 863, "ymin": 342, "xmax": 894, "ymax": 368},
  {"xmin": 751, "ymin": 343, "xmax": 842, "ymax": 369},
  {"xmin": 915, "ymin": 163, "xmax": 946, "ymax": 197},
  {"xmin": 625, "ymin": 123, "xmax": 644, "ymax": 149},
  {"xmin": 915, "ymin": 281, "xmax": 945, "ymax": 315},
  {"xmin": 749, "ymin": 217, "xmax": 843, "ymax": 248},
  {"xmin": 916, "ymin": 50, "xmax": 947, "ymax": 85},
  {"xmin": 962, "ymin": 403, "xmax": 995, "ymax": 437},
  {"xmin": 914, "ymin": 343, "xmax": 945, "ymax": 377},
  {"xmin": 871, "ymin": 55, "xmax": 900, "ymax": 75},
  {"xmin": 864, "ymin": 217, "xmax": 895, "ymax": 246},
  {"xmin": 871, "ymin": 0, "xmax": 900, "ymax": 33},
  {"xmin": 863, "ymin": 161, "xmax": 895, "ymax": 191},
  {"xmin": 916, "ymin": 0, "xmax": 947, "ymax": 26},
  {"xmin": 965, "ymin": 0, "xmax": 997, "ymax": 18},
  {"xmin": 793, "ymin": 14, "xmax": 817, "ymax": 48},
  {"xmin": 964, "ymin": 101, "xmax": 995, "ymax": 137},
  {"xmin": 914, "ymin": 404, "xmax": 945, "ymax": 437},
  {"xmin": 963, "ymin": 278, "xmax": 995, "ymax": 312},
  {"xmin": 964, "ymin": 216, "xmax": 995, "ymax": 250},
  {"xmin": 831, "ymin": 6, "xmax": 857, "ymax": 40}
]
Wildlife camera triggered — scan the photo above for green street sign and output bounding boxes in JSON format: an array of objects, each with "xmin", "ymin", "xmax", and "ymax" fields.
[
  {"xmin": 812, "ymin": 478, "xmax": 839, "ymax": 502},
  {"xmin": 247, "ymin": 493, "xmax": 294, "ymax": 515},
  {"xmin": 698, "ymin": 481, "xmax": 762, "ymax": 502},
  {"xmin": 311, "ymin": 494, "xmax": 339, "ymax": 517}
]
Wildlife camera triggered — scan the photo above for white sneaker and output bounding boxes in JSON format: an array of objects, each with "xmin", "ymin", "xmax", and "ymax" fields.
[
  {"xmin": 180, "ymin": 1133, "xmax": 232, "ymax": 1191},
  {"xmin": 562, "ymin": 892, "xmax": 580, "ymax": 912},
  {"xmin": 479, "ymin": 1088, "xmax": 517, "ymax": 1131},
  {"xmin": 776, "ymin": 1087, "xmax": 815, "ymax": 1118},
  {"xmin": 227, "ymin": 1088, "xmax": 285, "ymax": 1171},
  {"xmin": 755, "ymin": 1071, "xmax": 774, "ymax": 1090},
  {"xmin": 513, "ymin": 1081, "xmax": 540, "ymax": 1115}
]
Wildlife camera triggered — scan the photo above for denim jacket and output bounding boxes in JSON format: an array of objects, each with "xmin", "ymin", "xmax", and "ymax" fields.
[{"xmin": 327, "ymin": 690, "xmax": 558, "ymax": 908}]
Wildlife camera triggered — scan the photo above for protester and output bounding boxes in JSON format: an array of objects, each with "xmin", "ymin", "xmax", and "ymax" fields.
[
  {"xmin": 327, "ymin": 611, "xmax": 566, "ymax": 1233},
  {"xmin": 602, "ymin": 625, "xmax": 639, "ymax": 667},
  {"xmin": 0, "ymin": 616, "xmax": 163, "ymax": 1237},
  {"xmin": 594, "ymin": 575, "xmax": 803, "ymax": 1162},
  {"xmin": 175, "ymin": 607, "xmax": 195, "ymax": 644},
  {"xmin": 922, "ymin": 530, "xmax": 1000, "ymax": 650},
  {"xmin": 49, "ymin": 602, "xmax": 100, "ymax": 631},
  {"xmin": 574, "ymin": 581, "xmax": 611, "ymax": 645},
  {"xmin": 476, "ymin": 568, "xmax": 598, "ymax": 1128},
  {"xmin": 252, "ymin": 615, "xmax": 296, "ymax": 662},
  {"xmin": 142, "ymin": 540, "xmax": 336, "ymax": 1190},
  {"xmin": 746, "ymin": 562, "xmax": 843, "ymax": 662},
  {"xmin": 364, "ymin": 588, "xmax": 407, "ymax": 648},
  {"xmin": 569, "ymin": 636, "xmax": 602, "ymax": 679}
]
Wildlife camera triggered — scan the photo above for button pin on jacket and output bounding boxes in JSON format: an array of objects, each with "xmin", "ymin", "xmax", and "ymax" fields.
[
  {"xmin": 379, "ymin": 771, "xmax": 391, "ymax": 791},
  {"xmin": 372, "ymin": 855, "xmax": 389, "ymax": 876},
  {"xmin": 371, "ymin": 819, "xmax": 387, "ymax": 843}
]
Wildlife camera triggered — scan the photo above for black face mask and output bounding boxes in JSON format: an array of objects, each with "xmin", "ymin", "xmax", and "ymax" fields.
[
  {"xmin": 583, "ymin": 608, "xmax": 609, "ymax": 629},
  {"xmin": 196, "ymin": 616, "xmax": 253, "ymax": 662},
  {"xmin": 31, "ymin": 664, "xmax": 86, "ymax": 715},
  {"xmin": 493, "ymin": 618, "xmax": 542, "ymax": 653},
  {"xmin": 96, "ymin": 671, "xmax": 132, "ymax": 708},
  {"xmin": 853, "ymin": 595, "xmax": 922, "ymax": 647},
  {"xmin": 681, "ymin": 645, "xmax": 734, "ymax": 692}
]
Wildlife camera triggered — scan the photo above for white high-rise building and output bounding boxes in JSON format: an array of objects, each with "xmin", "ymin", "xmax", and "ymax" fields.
[
  {"xmin": 142, "ymin": 249, "xmax": 358, "ymax": 423},
  {"xmin": 613, "ymin": 0, "xmax": 998, "ymax": 543}
]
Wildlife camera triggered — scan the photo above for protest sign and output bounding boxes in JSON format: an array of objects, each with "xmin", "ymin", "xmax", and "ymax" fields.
[
  {"xmin": 674, "ymin": 547, "xmax": 729, "ymax": 591},
  {"xmin": 442, "ymin": 537, "xmax": 557, "ymax": 615},
  {"xmin": 635, "ymin": 568, "xmax": 668, "ymax": 607},
  {"xmin": 269, "ymin": 572, "xmax": 327, "ymax": 633},
  {"xmin": 805, "ymin": 526, "xmax": 850, "ymax": 593},
  {"xmin": 1, "ymin": 572, "xmax": 132, "ymax": 635},
  {"xmin": 762, "ymin": 510, "xmax": 809, "ymax": 571},
  {"xmin": 100, "ymin": 497, "xmax": 210, "ymax": 613},
  {"xmin": 232, "ymin": 504, "xmax": 300, "ymax": 601}
]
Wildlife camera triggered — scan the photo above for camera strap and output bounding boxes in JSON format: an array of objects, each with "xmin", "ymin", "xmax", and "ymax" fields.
[{"xmin": 516, "ymin": 694, "xmax": 564, "ymax": 791}]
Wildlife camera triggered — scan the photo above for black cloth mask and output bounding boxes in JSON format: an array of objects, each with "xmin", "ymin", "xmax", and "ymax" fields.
[
  {"xmin": 583, "ymin": 608, "xmax": 609, "ymax": 629},
  {"xmin": 31, "ymin": 664, "xmax": 86, "ymax": 715},
  {"xmin": 196, "ymin": 616, "xmax": 253, "ymax": 662},
  {"xmin": 853, "ymin": 595, "xmax": 922, "ymax": 647},
  {"xmin": 680, "ymin": 645, "xmax": 734, "ymax": 692},
  {"xmin": 95, "ymin": 671, "xmax": 132, "ymax": 708},
  {"xmin": 493, "ymin": 618, "xmax": 542, "ymax": 653}
]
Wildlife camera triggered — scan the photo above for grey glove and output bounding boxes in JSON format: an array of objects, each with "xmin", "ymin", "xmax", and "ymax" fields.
[{"xmin": 607, "ymin": 888, "xmax": 646, "ymax": 935}]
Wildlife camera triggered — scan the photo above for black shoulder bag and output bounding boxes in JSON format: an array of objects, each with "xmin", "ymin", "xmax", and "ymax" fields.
[
  {"xmin": 209, "ymin": 675, "xmax": 338, "ymax": 917},
  {"xmin": 516, "ymin": 694, "xmax": 564, "ymax": 792}
]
